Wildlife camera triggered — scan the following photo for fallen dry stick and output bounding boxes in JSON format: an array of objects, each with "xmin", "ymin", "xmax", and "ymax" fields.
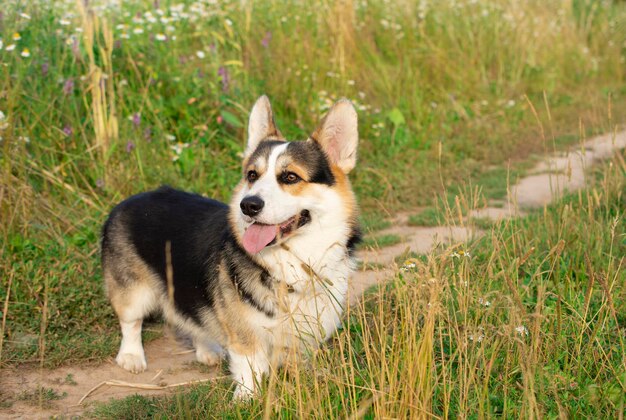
[{"xmin": 76, "ymin": 376, "xmax": 226, "ymax": 405}]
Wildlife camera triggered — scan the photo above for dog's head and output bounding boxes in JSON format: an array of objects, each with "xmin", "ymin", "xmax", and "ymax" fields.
[{"xmin": 230, "ymin": 95, "xmax": 359, "ymax": 255}]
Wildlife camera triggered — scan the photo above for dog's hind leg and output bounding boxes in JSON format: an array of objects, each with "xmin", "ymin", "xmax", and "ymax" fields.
[
  {"xmin": 110, "ymin": 284, "xmax": 158, "ymax": 373},
  {"xmin": 116, "ymin": 318, "xmax": 147, "ymax": 373}
]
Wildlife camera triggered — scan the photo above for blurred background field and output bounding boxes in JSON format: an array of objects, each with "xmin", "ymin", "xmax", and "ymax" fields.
[{"xmin": 0, "ymin": 0, "xmax": 625, "ymax": 417}]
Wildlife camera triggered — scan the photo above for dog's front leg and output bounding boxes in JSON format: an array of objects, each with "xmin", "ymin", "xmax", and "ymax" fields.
[{"xmin": 228, "ymin": 348, "xmax": 270, "ymax": 399}]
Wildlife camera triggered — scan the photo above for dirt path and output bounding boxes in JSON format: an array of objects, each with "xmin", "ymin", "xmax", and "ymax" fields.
[{"xmin": 1, "ymin": 130, "xmax": 624, "ymax": 419}]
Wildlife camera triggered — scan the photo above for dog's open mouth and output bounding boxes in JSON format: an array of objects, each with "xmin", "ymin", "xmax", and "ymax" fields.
[{"xmin": 242, "ymin": 210, "xmax": 311, "ymax": 254}]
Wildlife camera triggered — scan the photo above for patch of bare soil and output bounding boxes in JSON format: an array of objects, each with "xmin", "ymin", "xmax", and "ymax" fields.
[
  {"xmin": 0, "ymin": 330, "xmax": 222, "ymax": 419},
  {"xmin": 1, "ymin": 130, "xmax": 624, "ymax": 419}
]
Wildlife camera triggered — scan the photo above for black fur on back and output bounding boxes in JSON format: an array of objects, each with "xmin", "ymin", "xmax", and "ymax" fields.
[{"xmin": 102, "ymin": 186, "xmax": 271, "ymax": 324}]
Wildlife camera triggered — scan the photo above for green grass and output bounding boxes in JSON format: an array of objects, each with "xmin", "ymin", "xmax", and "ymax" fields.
[
  {"xmin": 89, "ymin": 156, "xmax": 626, "ymax": 418},
  {"xmin": 359, "ymin": 233, "xmax": 403, "ymax": 250},
  {"xmin": 17, "ymin": 386, "xmax": 66, "ymax": 409},
  {"xmin": 470, "ymin": 216, "xmax": 496, "ymax": 230},
  {"xmin": 408, "ymin": 206, "xmax": 444, "ymax": 227},
  {"xmin": 0, "ymin": 0, "xmax": 625, "ymax": 416}
]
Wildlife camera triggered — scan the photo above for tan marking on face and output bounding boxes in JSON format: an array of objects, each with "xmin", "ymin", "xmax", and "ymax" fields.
[
  {"xmin": 274, "ymin": 156, "xmax": 311, "ymax": 196},
  {"xmin": 243, "ymin": 156, "xmax": 268, "ymax": 181}
]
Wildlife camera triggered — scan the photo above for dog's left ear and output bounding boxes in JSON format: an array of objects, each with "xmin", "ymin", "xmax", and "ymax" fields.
[
  {"xmin": 246, "ymin": 95, "xmax": 282, "ymax": 158},
  {"xmin": 310, "ymin": 99, "xmax": 358, "ymax": 174}
]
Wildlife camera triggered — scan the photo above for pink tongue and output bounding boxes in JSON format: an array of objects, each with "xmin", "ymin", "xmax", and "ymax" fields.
[{"xmin": 242, "ymin": 223, "xmax": 278, "ymax": 254}]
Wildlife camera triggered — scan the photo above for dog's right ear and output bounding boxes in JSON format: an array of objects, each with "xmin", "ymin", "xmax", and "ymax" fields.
[{"xmin": 246, "ymin": 95, "xmax": 281, "ymax": 158}]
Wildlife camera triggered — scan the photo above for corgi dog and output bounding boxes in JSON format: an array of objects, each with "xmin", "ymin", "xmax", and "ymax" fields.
[{"xmin": 101, "ymin": 96, "xmax": 361, "ymax": 398}]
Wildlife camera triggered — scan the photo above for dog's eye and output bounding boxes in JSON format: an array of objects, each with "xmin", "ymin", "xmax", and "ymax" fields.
[
  {"xmin": 281, "ymin": 172, "xmax": 301, "ymax": 184},
  {"xmin": 247, "ymin": 170, "xmax": 258, "ymax": 182}
]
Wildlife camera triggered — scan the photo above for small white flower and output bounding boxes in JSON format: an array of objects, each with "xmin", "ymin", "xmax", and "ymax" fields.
[
  {"xmin": 469, "ymin": 333, "xmax": 484, "ymax": 342},
  {"xmin": 12, "ymin": 32, "xmax": 21, "ymax": 41},
  {"xmin": 20, "ymin": 13, "xmax": 31, "ymax": 20},
  {"xmin": 506, "ymin": 100, "xmax": 516, "ymax": 108},
  {"xmin": 478, "ymin": 297, "xmax": 491, "ymax": 307},
  {"xmin": 121, "ymin": 33, "xmax": 130, "ymax": 39},
  {"xmin": 515, "ymin": 325, "xmax": 529, "ymax": 336},
  {"xmin": 133, "ymin": 28, "xmax": 144, "ymax": 34},
  {"xmin": 0, "ymin": 111, "xmax": 6, "ymax": 121},
  {"xmin": 400, "ymin": 262, "xmax": 416, "ymax": 272},
  {"xmin": 60, "ymin": 19, "xmax": 71, "ymax": 26},
  {"xmin": 165, "ymin": 134, "xmax": 176, "ymax": 141},
  {"xmin": 0, "ymin": 39, "xmax": 3, "ymax": 50},
  {"xmin": 347, "ymin": 80, "xmax": 355, "ymax": 86},
  {"xmin": 225, "ymin": 18, "xmax": 233, "ymax": 26},
  {"xmin": 166, "ymin": 25, "xmax": 176, "ymax": 32},
  {"xmin": 6, "ymin": 44, "xmax": 16, "ymax": 52},
  {"xmin": 170, "ymin": 141, "xmax": 190, "ymax": 156},
  {"xmin": 452, "ymin": 250, "xmax": 471, "ymax": 259},
  {"xmin": 21, "ymin": 48, "xmax": 30, "ymax": 58},
  {"xmin": 18, "ymin": 136, "xmax": 30, "ymax": 143},
  {"xmin": 155, "ymin": 33, "xmax": 166, "ymax": 41},
  {"xmin": 196, "ymin": 50, "xmax": 206, "ymax": 59},
  {"xmin": 75, "ymin": 27, "xmax": 83, "ymax": 33}
]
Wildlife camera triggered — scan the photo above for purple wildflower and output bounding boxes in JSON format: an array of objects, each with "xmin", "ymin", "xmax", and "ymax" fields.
[
  {"xmin": 132, "ymin": 113, "xmax": 141, "ymax": 128},
  {"xmin": 62, "ymin": 125, "xmax": 73, "ymax": 137},
  {"xmin": 261, "ymin": 31, "xmax": 272, "ymax": 48},
  {"xmin": 41, "ymin": 63, "xmax": 49, "ymax": 77},
  {"xmin": 63, "ymin": 79, "xmax": 74, "ymax": 95},
  {"xmin": 126, "ymin": 141, "xmax": 135, "ymax": 153},
  {"xmin": 218, "ymin": 66, "xmax": 230, "ymax": 92}
]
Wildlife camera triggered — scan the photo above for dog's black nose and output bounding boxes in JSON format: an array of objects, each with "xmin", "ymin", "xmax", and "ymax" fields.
[{"xmin": 240, "ymin": 196, "xmax": 265, "ymax": 217}]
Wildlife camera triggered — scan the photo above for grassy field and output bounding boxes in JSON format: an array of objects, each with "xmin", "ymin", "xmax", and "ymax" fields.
[
  {"xmin": 1, "ymin": 0, "xmax": 625, "ymax": 417},
  {"xmin": 90, "ymin": 156, "xmax": 626, "ymax": 418}
]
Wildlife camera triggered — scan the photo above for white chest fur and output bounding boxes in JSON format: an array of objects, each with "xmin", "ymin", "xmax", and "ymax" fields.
[{"xmin": 257, "ymin": 222, "xmax": 355, "ymax": 347}]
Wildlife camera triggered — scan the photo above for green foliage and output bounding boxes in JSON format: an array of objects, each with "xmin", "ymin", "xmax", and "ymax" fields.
[
  {"xmin": 360, "ymin": 233, "xmax": 402, "ymax": 249},
  {"xmin": 0, "ymin": 0, "xmax": 625, "ymax": 416}
]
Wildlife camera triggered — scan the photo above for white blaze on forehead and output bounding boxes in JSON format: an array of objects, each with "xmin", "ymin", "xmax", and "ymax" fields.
[
  {"xmin": 243, "ymin": 142, "xmax": 303, "ymax": 226},
  {"xmin": 246, "ymin": 142, "xmax": 289, "ymax": 197}
]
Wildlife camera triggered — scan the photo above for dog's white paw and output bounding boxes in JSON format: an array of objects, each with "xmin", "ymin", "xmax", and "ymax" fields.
[
  {"xmin": 116, "ymin": 352, "xmax": 147, "ymax": 373},
  {"xmin": 195, "ymin": 347, "xmax": 220, "ymax": 367}
]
